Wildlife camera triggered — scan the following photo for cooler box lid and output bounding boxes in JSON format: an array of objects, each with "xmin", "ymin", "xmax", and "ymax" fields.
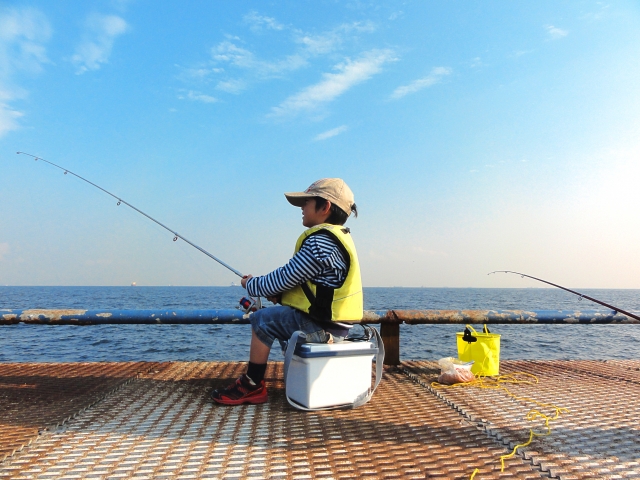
[{"xmin": 294, "ymin": 341, "xmax": 378, "ymax": 358}]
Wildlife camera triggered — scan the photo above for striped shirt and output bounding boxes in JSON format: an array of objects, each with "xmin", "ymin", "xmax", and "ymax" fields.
[{"xmin": 246, "ymin": 233, "xmax": 348, "ymax": 298}]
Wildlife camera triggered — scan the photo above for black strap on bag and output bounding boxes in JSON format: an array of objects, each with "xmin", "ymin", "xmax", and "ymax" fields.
[{"xmin": 462, "ymin": 327, "xmax": 477, "ymax": 343}]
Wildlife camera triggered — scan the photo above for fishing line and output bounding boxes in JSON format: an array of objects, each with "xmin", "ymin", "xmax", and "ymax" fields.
[
  {"xmin": 17, "ymin": 152, "xmax": 244, "ymax": 278},
  {"xmin": 488, "ymin": 270, "xmax": 640, "ymax": 321}
]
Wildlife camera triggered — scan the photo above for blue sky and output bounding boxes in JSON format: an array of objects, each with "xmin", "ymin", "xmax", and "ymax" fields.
[{"xmin": 1, "ymin": 0, "xmax": 639, "ymax": 288}]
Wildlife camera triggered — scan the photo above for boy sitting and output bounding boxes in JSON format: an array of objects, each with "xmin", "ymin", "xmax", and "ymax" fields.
[{"xmin": 210, "ymin": 178, "xmax": 362, "ymax": 405}]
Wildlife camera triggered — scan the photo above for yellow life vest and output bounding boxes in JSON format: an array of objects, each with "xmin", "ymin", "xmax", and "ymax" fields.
[{"xmin": 280, "ymin": 223, "xmax": 363, "ymax": 322}]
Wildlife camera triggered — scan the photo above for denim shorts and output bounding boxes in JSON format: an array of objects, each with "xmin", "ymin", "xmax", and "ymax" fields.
[{"xmin": 250, "ymin": 306, "xmax": 343, "ymax": 351}]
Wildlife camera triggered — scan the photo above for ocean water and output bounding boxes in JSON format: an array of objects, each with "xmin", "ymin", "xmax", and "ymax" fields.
[{"xmin": 1, "ymin": 287, "xmax": 639, "ymax": 363}]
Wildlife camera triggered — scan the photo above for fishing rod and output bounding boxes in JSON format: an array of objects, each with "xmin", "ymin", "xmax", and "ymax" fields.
[
  {"xmin": 17, "ymin": 152, "xmax": 244, "ymax": 278},
  {"xmin": 489, "ymin": 270, "xmax": 640, "ymax": 321}
]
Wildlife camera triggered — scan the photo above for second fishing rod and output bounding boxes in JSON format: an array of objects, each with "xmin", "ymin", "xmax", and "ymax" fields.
[{"xmin": 17, "ymin": 151, "xmax": 247, "ymax": 281}]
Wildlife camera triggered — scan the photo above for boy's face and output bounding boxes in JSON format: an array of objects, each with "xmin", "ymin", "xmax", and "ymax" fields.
[{"xmin": 301, "ymin": 198, "xmax": 331, "ymax": 228}]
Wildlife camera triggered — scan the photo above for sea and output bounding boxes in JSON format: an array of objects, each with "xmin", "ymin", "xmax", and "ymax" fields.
[{"xmin": 1, "ymin": 287, "xmax": 639, "ymax": 363}]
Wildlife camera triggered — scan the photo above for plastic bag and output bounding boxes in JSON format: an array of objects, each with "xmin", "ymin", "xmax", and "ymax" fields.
[{"xmin": 437, "ymin": 357, "xmax": 475, "ymax": 385}]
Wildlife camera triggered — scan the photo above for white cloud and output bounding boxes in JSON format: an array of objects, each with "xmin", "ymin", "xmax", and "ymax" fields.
[
  {"xmin": 0, "ymin": 7, "xmax": 51, "ymax": 74},
  {"xmin": 0, "ymin": 101, "xmax": 23, "ymax": 135},
  {"xmin": 545, "ymin": 25, "xmax": 568, "ymax": 40},
  {"xmin": 212, "ymin": 41, "xmax": 307, "ymax": 77},
  {"xmin": 178, "ymin": 90, "xmax": 218, "ymax": 103},
  {"xmin": 470, "ymin": 57, "xmax": 484, "ymax": 68},
  {"xmin": 271, "ymin": 49, "xmax": 396, "ymax": 117},
  {"xmin": 341, "ymin": 21, "xmax": 376, "ymax": 34},
  {"xmin": 244, "ymin": 11, "xmax": 284, "ymax": 32},
  {"xmin": 180, "ymin": 66, "xmax": 215, "ymax": 81},
  {"xmin": 215, "ymin": 79, "xmax": 246, "ymax": 94},
  {"xmin": 314, "ymin": 125, "xmax": 348, "ymax": 141},
  {"xmin": 390, "ymin": 67, "xmax": 452, "ymax": 100},
  {"xmin": 0, "ymin": 6, "xmax": 51, "ymax": 137},
  {"xmin": 213, "ymin": 41, "xmax": 252, "ymax": 66},
  {"xmin": 296, "ymin": 32, "xmax": 340, "ymax": 56},
  {"xmin": 580, "ymin": 4, "xmax": 610, "ymax": 22},
  {"xmin": 71, "ymin": 14, "xmax": 129, "ymax": 74},
  {"xmin": 511, "ymin": 49, "xmax": 534, "ymax": 59},
  {"xmin": 181, "ymin": 18, "xmax": 378, "ymax": 101},
  {"xmin": 0, "ymin": 242, "xmax": 9, "ymax": 261},
  {"xmin": 211, "ymin": 22, "xmax": 375, "ymax": 76},
  {"xmin": 295, "ymin": 21, "xmax": 376, "ymax": 56}
]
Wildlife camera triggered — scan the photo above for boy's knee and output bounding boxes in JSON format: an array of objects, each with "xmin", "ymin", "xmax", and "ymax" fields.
[{"xmin": 251, "ymin": 325, "xmax": 274, "ymax": 348}]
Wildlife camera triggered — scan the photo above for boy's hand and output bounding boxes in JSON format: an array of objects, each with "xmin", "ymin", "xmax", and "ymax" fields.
[
  {"xmin": 241, "ymin": 275, "xmax": 253, "ymax": 288},
  {"xmin": 266, "ymin": 294, "xmax": 282, "ymax": 305}
]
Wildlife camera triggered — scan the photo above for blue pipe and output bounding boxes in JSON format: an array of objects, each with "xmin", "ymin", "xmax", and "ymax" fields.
[
  {"xmin": 0, "ymin": 309, "xmax": 248, "ymax": 325},
  {"xmin": 1, "ymin": 309, "xmax": 637, "ymax": 325}
]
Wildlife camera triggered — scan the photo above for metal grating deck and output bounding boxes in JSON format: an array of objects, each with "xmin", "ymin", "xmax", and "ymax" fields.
[
  {"xmin": 402, "ymin": 360, "xmax": 640, "ymax": 479},
  {"xmin": 1, "ymin": 360, "xmax": 639, "ymax": 479},
  {"xmin": 0, "ymin": 362, "xmax": 170, "ymax": 464}
]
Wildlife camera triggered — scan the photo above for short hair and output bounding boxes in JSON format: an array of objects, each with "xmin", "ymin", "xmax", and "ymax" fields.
[{"xmin": 314, "ymin": 197, "xmax": 357, "ymax": 225}]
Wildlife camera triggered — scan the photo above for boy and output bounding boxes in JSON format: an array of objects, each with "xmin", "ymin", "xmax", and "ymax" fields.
[{"xmin": 210, "ymin": 178, "xmax": 362, "ymax": 405}]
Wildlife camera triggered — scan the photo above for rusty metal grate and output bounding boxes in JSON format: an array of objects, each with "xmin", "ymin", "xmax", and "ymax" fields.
[
  {"xmin": 0, "ymin": 361, "xmax": 542, "ymax": 479},
  {"xmin": 0, "ymin": 362, "xmax": 170, "ymax": 464},
  {"xmin": 402, "ymin": 360, "xmax": 640, "ymax": 479}
]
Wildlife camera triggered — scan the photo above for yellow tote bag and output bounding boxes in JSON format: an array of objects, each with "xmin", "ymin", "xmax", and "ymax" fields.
[{"xmin": 456, "ymin": 324, "xmax": 500, "ymax": 376}]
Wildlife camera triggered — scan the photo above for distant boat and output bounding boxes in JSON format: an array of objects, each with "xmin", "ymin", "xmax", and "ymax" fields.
[
  {"xmin": 131, "ymin": 282, "xmax": 137, "ymax": 287},
  {"xmin": 230, "ymin": 282, "xmax": 237, "ymax": 287}
]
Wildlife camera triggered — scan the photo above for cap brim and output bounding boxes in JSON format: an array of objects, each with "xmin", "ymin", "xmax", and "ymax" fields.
[{"xmin": 284, "ymin": 192, "xmax": 314, "ymax": 207}]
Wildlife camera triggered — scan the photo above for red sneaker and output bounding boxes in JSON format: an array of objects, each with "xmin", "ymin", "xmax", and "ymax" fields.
[{"xmin": 210, "ymin": 374, "xmax": 268, "ymax": 405}]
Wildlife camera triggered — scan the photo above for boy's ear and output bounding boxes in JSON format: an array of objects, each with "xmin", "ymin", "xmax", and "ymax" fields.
[{"xmin": 322, "ymin": 200, "xmax": 332, "ymax": 215}]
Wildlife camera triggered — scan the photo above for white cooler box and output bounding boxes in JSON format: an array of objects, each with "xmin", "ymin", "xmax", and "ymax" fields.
[{"xmin": 285, "ymin": 340, "xmax": 379, "ymax": 409}]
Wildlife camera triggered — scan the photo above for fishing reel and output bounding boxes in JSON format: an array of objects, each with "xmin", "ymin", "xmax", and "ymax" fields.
[{"xmin": 238, "ymin": 296, "xmax": 262, "ymax": 313}]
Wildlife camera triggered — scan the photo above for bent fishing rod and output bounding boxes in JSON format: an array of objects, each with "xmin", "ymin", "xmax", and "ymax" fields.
[
  {"xmin": 489, "ymin": 270, "xmax": 640, "ymax": 321},
  {"xmin": 17, "ymin": 152, "xmax": 244, "ymax": 278}
]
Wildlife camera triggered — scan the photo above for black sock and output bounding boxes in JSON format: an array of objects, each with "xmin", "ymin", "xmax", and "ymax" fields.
[{"xmin": 246, "ymin": 362, "xmax": 267, "ymax": 384}]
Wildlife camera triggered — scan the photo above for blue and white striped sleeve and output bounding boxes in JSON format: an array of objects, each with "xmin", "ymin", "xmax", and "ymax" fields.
[{"xmin": 245, "ymin": 234, "xmax": 346, "ymax": 297}]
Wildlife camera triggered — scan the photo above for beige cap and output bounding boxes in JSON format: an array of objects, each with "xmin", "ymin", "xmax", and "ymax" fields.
[{"xmin": 285, "ymin": 178, "xmax": 355, "ymax": 215}]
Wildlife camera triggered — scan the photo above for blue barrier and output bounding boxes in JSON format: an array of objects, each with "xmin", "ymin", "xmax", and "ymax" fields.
[{"xmin": 1, "ymin": 308, "xmax": 637, "ymax": 325}]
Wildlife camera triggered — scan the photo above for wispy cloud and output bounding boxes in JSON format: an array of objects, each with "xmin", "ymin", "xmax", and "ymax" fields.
[
  {"xmin": 295, "ymin": 21, "xmax": 376, "ymax": 55},
  {"xmin": 212, "ymin": 40, "xmax": 307, "ymax": 77},
  {"xmin": 511, "ymin": 49, "xmax": 535, "ymax": 59},
  {"xmin": 470, "ymin": 57, "xmax": 484, "ymax": 68},
  {"xmin": 0, "ymin": 7, "xmax": 51, "ymax": 74},
  {"xmin": 390, "ymin": 67, "xmax": 451, "ymax": 100},
  {"xmin": 271, "ymin": 49, "xmax": 396, "ymax": 117},
  {"xmin": 314, "ymin": 125, "xmax": 348, "ymax": 141},
  {"xmin": 71, "ymin": 14, "xmax": 129, "ymax": 74},
  {"xmin": 295, "ymin": 32, "xmax": 340, "ymax": 56},
  {"xmin": 244, "ymin": 11, "xmax": 284, "ymax": 33},
  {"xmin": 0, "ymin": 6, "xmax": 51, "ymax": 137},
  {"xmin": 215, "ymin": 79, "xmax": 246, "ymax": 94},
  {"xmin": 212, "ymin": 41, "xmax": 253, "ymax": 68},
  {"xmin": 0, "ymin": 242, "xmax": 9, "ymax": 261},
  {"xmin": 181, "ymin": 17, "xmax": 378, "ymax": 100},
  {"xmin": 211, "ymin": 21, "xmax": 375, "ymax": 76},
  {"xmin": 580, "ymin": 4, "xmax": 610, "ymax": 22},
  {"xmin": 0, "ymin": 101, "xmax": 22, "ymax": 136},
  {"xmin": 178, "ymin": 90, "xmax": 218, "ymax": 103},
  {"xmin": 545, "ymin": 25, "xmax": 568, "ymax": 40}
]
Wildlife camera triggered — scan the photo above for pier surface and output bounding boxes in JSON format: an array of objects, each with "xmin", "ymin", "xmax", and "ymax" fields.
[{"xmin": 1, "ymin": 360, "xmax": 639, "ymax": 479}]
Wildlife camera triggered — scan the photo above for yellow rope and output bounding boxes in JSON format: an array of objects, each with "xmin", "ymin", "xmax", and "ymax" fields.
[{"xmin": 432, "ymin": 372, "xmax": 569, "ymax": 477}]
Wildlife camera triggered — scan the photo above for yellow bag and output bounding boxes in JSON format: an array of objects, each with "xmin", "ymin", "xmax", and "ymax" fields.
[{"xmin": 456, "ymin": 324, "xmax": 500, "ymax": 376}]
